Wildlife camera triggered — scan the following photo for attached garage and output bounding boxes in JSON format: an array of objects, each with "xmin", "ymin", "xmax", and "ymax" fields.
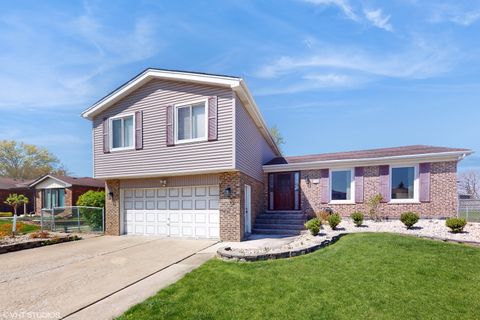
[{"xmin": 122, "ymin": 185, "xmax": 220, "ymax": 239}]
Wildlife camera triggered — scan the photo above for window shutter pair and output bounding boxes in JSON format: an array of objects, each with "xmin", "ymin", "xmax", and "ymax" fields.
[
  {"xmin": 378, "ymin": 164, "xmax": 431, "ymax": 203},
  {"xmin": 165, "ymin": 96, "xmax": 218, "ymax": 146},
  {"xmin": 102, "ymin": 111, "xmax": 143, "ymax": 153}
]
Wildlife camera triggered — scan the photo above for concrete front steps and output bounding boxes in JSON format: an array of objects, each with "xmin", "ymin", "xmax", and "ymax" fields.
[{"xmin": 252, "ymin": 211, "xmax": 307, "ymax": 235}]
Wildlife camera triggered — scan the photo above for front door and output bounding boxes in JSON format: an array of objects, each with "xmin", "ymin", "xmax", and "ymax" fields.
[{"xmin": 274, "ymin": 173, "xmax": 294, "ymax": 210}]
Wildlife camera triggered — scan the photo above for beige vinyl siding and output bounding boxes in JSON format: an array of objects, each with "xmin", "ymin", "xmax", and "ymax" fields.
[
  {"xmin": 235, "ymin": 95, "xmax": 276, "ymax": 181},
  {"xmin": 119, "ymin": 174, "xmax": 219, "ymax": 188},
  {"xmin": 93, "ymin": 79, "xmax": 234, "ymax": 178}
]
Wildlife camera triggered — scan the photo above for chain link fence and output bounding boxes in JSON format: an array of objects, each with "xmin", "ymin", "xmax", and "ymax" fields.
[
  {"xmin": 39, "ymin": 206, "xmax": 104, "ymax": 233},
  {"xmin": 458, "ymin": 199, "xmax": 480, "ymax": 222}
]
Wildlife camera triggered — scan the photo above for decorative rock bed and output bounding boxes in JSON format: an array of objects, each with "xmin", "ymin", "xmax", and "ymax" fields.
[
  {"xmin": 0, "ymin": 233, "xmax": 81, "ymax": 254},
  {"xmin": 217, "ymin": 219, "xmax": 480, "ymax": 262}
]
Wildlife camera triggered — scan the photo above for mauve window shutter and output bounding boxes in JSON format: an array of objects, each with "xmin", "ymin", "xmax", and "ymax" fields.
[
  {"xmin": 354, "ymin": 167, "xmax": 364, "ymax": 203},
  {"xmin": 102, "ymin": 118, "xmax": 110, "ymax": 153},
  {"xmin": 135, "ymin": 111, "xmax": 143, "ymax": 150},
  {"xmin": 320, "ymin": 169, "xmax": 329, "ymax": 204},
  {"xmin": 208, "ymin": 96, "xmax": 218, "ymax": 141},
  {"xmin": 419, "ymin": 163, "xmax": 431, "ymax": 202},
  {"xmin": 166, "ymin": 105, "xmax": 174, "ymax": 146},
  {"xmin": 379, "ymin": 165, "xmax": 390, "ymax": 202}
]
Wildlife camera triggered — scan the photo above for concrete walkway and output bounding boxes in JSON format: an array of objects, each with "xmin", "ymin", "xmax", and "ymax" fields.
[{"xmin": 0, "ymin": 235, "xmax": 216, "ymax": 320}]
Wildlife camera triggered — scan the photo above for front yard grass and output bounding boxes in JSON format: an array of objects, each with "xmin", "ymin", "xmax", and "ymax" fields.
[
  {"xmin": 118, "ymin": 233, "xmax": 480, "ymax": 320},
  {"xmin": 0, "ymin": 219, "xmax": 39, "ymax": 234}
]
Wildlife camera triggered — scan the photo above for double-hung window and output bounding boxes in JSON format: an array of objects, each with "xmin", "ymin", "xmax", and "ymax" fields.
[
  {"xmin": 330, "ymin": 169, "xmax": 354, "ymax": 203},
  {"xmin": 111, "ymin": 115, "xmax": 134, "ymax": 150},
  {"xmin": 390, "ymin": 165, "xmax": 418, "ymax": 202},
  {"xmin": 175, "ymin": 100, "xmax": 207, "ymax": 143}
]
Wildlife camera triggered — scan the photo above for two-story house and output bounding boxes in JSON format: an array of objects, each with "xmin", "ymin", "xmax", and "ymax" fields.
[{"xmin": 82, "ymin": 69, "xmax": 472, "ymax": 241}]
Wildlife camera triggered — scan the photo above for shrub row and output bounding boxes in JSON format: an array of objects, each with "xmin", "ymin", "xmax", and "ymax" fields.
[{"xmin": 304, "ymin": 211, "xmax": 468, "ymax": 235}]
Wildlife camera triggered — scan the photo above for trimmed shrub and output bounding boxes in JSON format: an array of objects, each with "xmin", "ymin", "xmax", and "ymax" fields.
[
  {"xmin": 328, "ymin": 213, "xmax": 342, "ymax": 230},
  {"xmin": 446, "ymin": 218, "xmax": 467, "ymax": 233},
  {"xmin": 76, "ymin": 190, "xmax": 105, "ymax": 231},
  {"xmin": 0, "ymin": 212, "xmax": 13, "ymax": 217},
  {"xmin": 400, "ymin": 212, "xmax": 420, "ymax": 229},
  {"xmin": 305, "ymin": 218, "xmax": 321, "ymax": 236},
  {"xmin": 351, "ymin": 212, "xmax": 364, "ymax": 227}
]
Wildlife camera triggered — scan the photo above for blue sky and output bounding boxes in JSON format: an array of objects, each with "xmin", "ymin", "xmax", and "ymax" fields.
[{"xmin": 0, "ymin": 0, "xmax": 479, "ymax": 176}]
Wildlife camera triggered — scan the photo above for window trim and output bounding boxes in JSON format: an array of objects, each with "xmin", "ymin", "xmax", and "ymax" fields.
[
  {"xmin": 329, "ymin": 168, "xmax": 355, "ymax": 204},
  {"xmin": 109, "ymin": 113, "xmax": 136, "ymax": 152},
  {"xmin": 174, "ymin": 98, "xmax": 209, "ymax": 145},
  {"xmin": 389, "ymin": 164, "xmax": 419, "ymax": 204}
]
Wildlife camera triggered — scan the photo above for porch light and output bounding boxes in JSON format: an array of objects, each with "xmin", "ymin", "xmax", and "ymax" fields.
[
  {"xmin": 224, "ymin": 187, "xmax": 232, "ymax": 197},
  {"xmin": 305, "ymin": 175, "xmax": 311, "ymax": 186},
  {"xmin": 160, "ymin": 179, "xmax": 167, "ymax": 187},
  {"xmin": 108, "ymin": 192, "xmax": 114, "ymax": 200}
]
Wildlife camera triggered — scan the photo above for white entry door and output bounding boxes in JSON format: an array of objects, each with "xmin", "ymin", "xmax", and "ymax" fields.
[
  {"xmin": 123, "ymin": 186, "xmax": 219, "ymax": 239},
  {"xmin": 244, "ymin": 184, "xmax": 252, "ymax": 234}
]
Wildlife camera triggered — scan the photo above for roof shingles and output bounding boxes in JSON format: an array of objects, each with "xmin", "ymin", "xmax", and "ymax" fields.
[{"xmin": 264, "ymin": 145, "xmax": 471, "ymax": 166}]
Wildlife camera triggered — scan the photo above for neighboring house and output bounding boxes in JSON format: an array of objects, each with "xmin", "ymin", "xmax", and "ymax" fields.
[
  {"xmin": 81, "ymin": 68, "xmax": 473, "ymax": 241},
  {"xmin": 29, "ymin": 175, "xmax": 105, "ymax": 214},
  {"xmin": 0, "ymin": 178, "xmax": 34, "ymax": 214}
]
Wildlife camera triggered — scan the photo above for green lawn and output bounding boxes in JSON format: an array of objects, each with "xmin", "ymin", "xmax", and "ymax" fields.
[{"xmin": 118, "ymin": 233, "xmax": 480, "ymax": 320}]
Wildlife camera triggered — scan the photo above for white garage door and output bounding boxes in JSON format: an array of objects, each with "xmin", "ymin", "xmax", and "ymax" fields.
[{"xmin": 123, "ymin": 186, "xmax": 219, "ymax": 239}]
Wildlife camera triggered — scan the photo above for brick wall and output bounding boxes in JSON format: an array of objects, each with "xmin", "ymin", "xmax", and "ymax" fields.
[
  {"xmin": 266, "ymin": 161, "xmax": 458, "ymax": 219},
  {"xmin": 105, "ymin": 180, "xmax": 120, "ymax": 235},
  {"xmin": 219, "ymin": 171, "xmax": 264, "ymax": 241}
]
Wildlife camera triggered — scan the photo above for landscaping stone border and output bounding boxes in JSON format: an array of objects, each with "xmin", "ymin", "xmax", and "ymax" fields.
[
  {"xmin": 0, "ymin": 235, "xmax": 81, "ymax": 254},
  {"xmin": 217, "ymin": 234, "xmax": 347, "ymax": 262},
  {"xmin": 217, "ymin": 233, "xmax": 480, "ymax": 262}
]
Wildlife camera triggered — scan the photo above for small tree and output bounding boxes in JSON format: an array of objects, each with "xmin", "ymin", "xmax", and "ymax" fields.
[
  {"xmin": 4, "ymin": 193, "xmax": 29, "ymax": 234},
  {"xmin": 76, "ymin": 190, "xmax": 105, "ymax": 231},
  {"xmin": 367, "ymin": 193, "xmax": 383, "ymax": 221},
  {"xmin": 269, "ymin": 125, "xmax": 285, "ymax": 151}
]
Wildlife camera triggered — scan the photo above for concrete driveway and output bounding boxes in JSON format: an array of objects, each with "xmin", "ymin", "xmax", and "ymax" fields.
[{"xmin": 0, "ymin": 236, "xmax": 217, "ymax": 319}]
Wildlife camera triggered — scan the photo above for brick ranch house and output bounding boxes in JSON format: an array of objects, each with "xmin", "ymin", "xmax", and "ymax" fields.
[
  {"xmin": 0, "ymin": 178, "xmax": 34, "ymax": 214},
  {"xmin": 81, "ymin": 68, "xmax": 473, "ymax": 241},
  {"xmin": 29, "ymin": 175, "xmax": 105, "ymax": 215}
]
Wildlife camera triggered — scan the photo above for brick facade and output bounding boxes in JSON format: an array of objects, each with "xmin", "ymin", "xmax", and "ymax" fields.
[
  {"xmin": 105, "ymin": 179, "xmax": 120, "ymax": 235},
  {"xmin": 218, "ymin": 171, "xmax": 265, "ymax": 241},
  {"xmin": 265, "ymin": 161, "xmax": 458, "ymax": 219}
]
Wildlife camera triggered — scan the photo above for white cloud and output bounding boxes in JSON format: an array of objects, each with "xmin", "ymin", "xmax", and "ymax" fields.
[
  {"xmin": 428, "ymin": 4, "xmax": 480, "ymax": 26},
  {"xmin": 364, "ymin": 8, "xmax": 393, "ymax": 31},
  {"xmin": 301, "ymin": 0, "xmax": 359, "ymax": 21},
  {"xmin": 254, "ymin": 37, "xmax": 459, "ymax": 95},
  {"xmin": 301, "ymin": 0, "xmax": 394, "ymax": 31}
]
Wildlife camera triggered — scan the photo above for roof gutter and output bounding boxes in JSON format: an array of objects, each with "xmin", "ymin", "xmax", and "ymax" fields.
[{"xmin": 263, "ymin": 150, "xmax": 473, "ymax": 172}]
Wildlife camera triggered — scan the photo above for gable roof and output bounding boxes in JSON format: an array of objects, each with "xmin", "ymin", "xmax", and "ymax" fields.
[
  {"xmin": 80, "ymin": 68, "xmax": 281, "ymax": 156},
  {"xmin": 29, "ymin": 175, "xmax": 105, "ymax": 188},
  {"xmin": 264, "ymin": 145, "xmax": 473, "ymax": 172},
  {"xmin": 0, "ymin": 177, "xmax": 32, "ymax": 190}
]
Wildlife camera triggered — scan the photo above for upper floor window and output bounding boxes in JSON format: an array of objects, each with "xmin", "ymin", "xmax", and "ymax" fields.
[
  {"xmin": 175, "ymin": 100, "xmax": 206, "ymax": 143},
  {"xmin": 330, "ymin": 169, "xmax": 354, "ymax": 203},
  {"xmin": 111, "ymin": 115, "xmax": 134, "ymax": 150},
  {"xmin": 391, "ymin": 166, "xmax": 417, "ymax": 201}
]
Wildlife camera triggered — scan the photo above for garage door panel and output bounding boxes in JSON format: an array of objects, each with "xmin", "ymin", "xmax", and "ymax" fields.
[
  {"xmin": 169, "ymin": 200, "xmax": 180, "ymax": 210},
  {"xmin": 145, "ymin": 225, "xmax": 155, "ymax": 235},
  {"xmin": 135, "ymin": 213, "xmax": 144, "ymax": 222},
  {"xmin": 146, "ymin": 200, "xmax": 155, "ymax": 210},
  {"xmin": 209, "ymin": 199, "xmax": 219, "ymax": 210},
  {"xmin": 123, "ymin": 186, "xmax": 219, "ymax": 239},
  {"xmin": 157, "ymin": 200, "xmax": 167, "ymax": 210},
  {"xmin": 195, "ymin": 213, "xmax": 207, "ymax": 223},
  {"xmin": 182, "ymin": 200, "xmax": 193, "ymax": 209}
]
